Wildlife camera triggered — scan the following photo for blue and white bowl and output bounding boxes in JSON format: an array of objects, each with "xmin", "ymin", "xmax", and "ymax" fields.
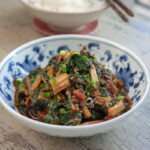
[{"xmin": 0, "ymin": 35, "xmax": 149, "ymax": 137}]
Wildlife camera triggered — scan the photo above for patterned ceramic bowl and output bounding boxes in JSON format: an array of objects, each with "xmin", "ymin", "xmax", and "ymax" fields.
[{"xmin": 0, "ymin": 35, "xmax": 149, "ymax": 137}]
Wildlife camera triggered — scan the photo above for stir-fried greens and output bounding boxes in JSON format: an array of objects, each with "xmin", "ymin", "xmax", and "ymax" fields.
[{"xmin": 13, "ymin": 47, "xmax": 133, "ymax": 125}]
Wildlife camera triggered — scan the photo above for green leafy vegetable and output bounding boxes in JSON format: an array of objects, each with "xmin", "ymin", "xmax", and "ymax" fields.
[
  {"xmin": 85, "ymin": 85, "xmax": 91, "ymax": 93},
  {"xmin": 117, "ymin": 95, "xmax": 124, "ymax": 101},
  {"xmin": 82, "ymin": 55, "xmax": 87, "ymax": 60},
  {"xmin": 100, "ymin": 87, "xmax": 106, "ymax": 91},
  {"xmin": 84, "ymin": 74, "xmax": 89, "ymax": 80},
  {"xmin": 91, "ymin": 80, "xmax": 96, "ymax": 86},
  {"xmin": 52, "ymin": 79, "xmax": 56, "ymax": 85},
  {"xmin": 60, "ymin": 108, "xmax": 66, "ymax": 114},
  {"xmin": 49, "ymin": 74, "xmax": 54, "ymax": 79},
  {"xmin": 30, "ymin": 79, "xmax": 35, "ymax": 84},
  {"xmin": 42, "ymin": 92, "xmax": 50, "ymax": 97},
  {"xmin": 71, "ymin": 52, "xmax": 80, "ymax": 55},
  {"xmin": 16, "ymin": 79, "xmax": 22, "ymax": 84},
  {"xmin": 33, "ymin": 100, "xmax": 49, "ymax": 110},
  {"xmin": 14, "ymin": 103, "xmax": 19, "ymax": 107},
  {"xmin": 29, "ymin": 67, "xmax": 41, "ymax": 78},
  {"xmin": 66, "ymin": 54, "xmax": 91, "ymax": 74},
  {"xmin": 20, "ymin": 83, "xmax": 26, "ymax": 88},
  {"xmin": 62, "ymin": 64, "xmax": 67, "ymax": 73},
  {"xmin": 43, "ymin": 114, "xmax": 52, "ymax": 123},
  {"xmin": 18, "ymin": 92, "xmax": 26, "ymax": 101},
  {"xmin": 39, "ymin": 71, "xmax": 45, "ymax": 75}
]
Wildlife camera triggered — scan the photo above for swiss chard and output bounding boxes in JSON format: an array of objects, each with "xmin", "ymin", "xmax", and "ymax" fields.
[
  {"xmin": 29, "ymin": 67, "xmax": 41, "ymax": 78},
  {"xmin": 66, "ymin": 54, "xmax": 91, "ymax": 74}
]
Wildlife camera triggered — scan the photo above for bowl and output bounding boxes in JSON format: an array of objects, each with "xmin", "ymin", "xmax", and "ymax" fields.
[
  {"xmin": 21, "ymin": 0, "xmax": 108, "ymax": 32},
  {"xmin": 0, "ymin": 35, "xmax": 149, "ymax": 137}
]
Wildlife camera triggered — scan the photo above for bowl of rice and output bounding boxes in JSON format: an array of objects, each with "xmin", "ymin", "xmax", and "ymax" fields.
[{"xmin": 21, "ymin": 0, "xmax": 108, "ymax": 32}]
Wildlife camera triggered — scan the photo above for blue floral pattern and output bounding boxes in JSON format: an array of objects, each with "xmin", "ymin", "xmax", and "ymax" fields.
[{"xmin": 0, "ymin": 38, "xmax": 146, "ymax": 111}]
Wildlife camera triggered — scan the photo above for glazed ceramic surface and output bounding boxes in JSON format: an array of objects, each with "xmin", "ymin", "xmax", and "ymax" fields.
[
  {"xmin": 21, "ymin": 0, "xmax": 108, "ymax": 31},
  {"xmin": 0, "ymin": 35, "xmax": 149, "ymax": 137}
]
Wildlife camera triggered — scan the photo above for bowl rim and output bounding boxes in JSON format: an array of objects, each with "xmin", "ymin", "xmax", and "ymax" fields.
[
  {"xmin": 0, "ymin": 35, "xmax": 149, "ymax": 131},
  {"xmin": 21, "ymin": 0, "xmax": 109, "ymax": 15}
]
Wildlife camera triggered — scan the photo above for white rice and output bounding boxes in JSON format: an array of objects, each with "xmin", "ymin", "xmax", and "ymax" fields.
[{"xmin": 25, "ymin": 0, "xmax": 103, "ymax": 12}]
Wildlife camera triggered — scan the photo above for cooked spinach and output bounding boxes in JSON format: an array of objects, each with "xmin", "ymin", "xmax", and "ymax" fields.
[
  {"xmin": 33, "ymin": 99, "xmax": 49, "ymax": 110},
  {"xmin": 66, "ymin": 54, "xmax": 91, "ymax": 74},
  {"xmin": 29, "ymin": 67, "xmax": 41, "ymax": 78},
  {"xmin": 18, "ymin": 92, "xmax": 26, "ymax": 101}
]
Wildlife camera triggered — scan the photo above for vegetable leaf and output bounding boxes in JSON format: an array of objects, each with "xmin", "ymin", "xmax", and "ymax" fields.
[
  {"xmin": 66, "ymin": 54, "xmax": 91, "ymax": 74},
  {"xmin": 62, "ymin": 64, "xmax": 67, "ymax": 73}
]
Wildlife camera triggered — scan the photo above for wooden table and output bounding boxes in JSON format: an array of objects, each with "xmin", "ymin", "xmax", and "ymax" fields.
[{"xmin": 0, "ymin": 0, "xmax": 150, "ymax": 150}]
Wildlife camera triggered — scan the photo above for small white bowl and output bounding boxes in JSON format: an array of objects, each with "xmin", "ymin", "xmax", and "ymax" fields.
[
  {"xmin": 0, "ymin": 35, "xmax": 149, "ymax": 137},
  {"xmin": 21, "ymin": 0, "xmax": 108, "ymax": 32}
]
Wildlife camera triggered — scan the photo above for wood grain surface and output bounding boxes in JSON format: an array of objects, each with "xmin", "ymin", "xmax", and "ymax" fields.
[{"xmin": 0, "ymin": 0, "xmax": 150, "ymax": 150}]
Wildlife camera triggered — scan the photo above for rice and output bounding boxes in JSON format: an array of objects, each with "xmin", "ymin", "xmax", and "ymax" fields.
[{"xmin": 26, "ymin": 0, "xmax": 103, "ymax": 12}]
